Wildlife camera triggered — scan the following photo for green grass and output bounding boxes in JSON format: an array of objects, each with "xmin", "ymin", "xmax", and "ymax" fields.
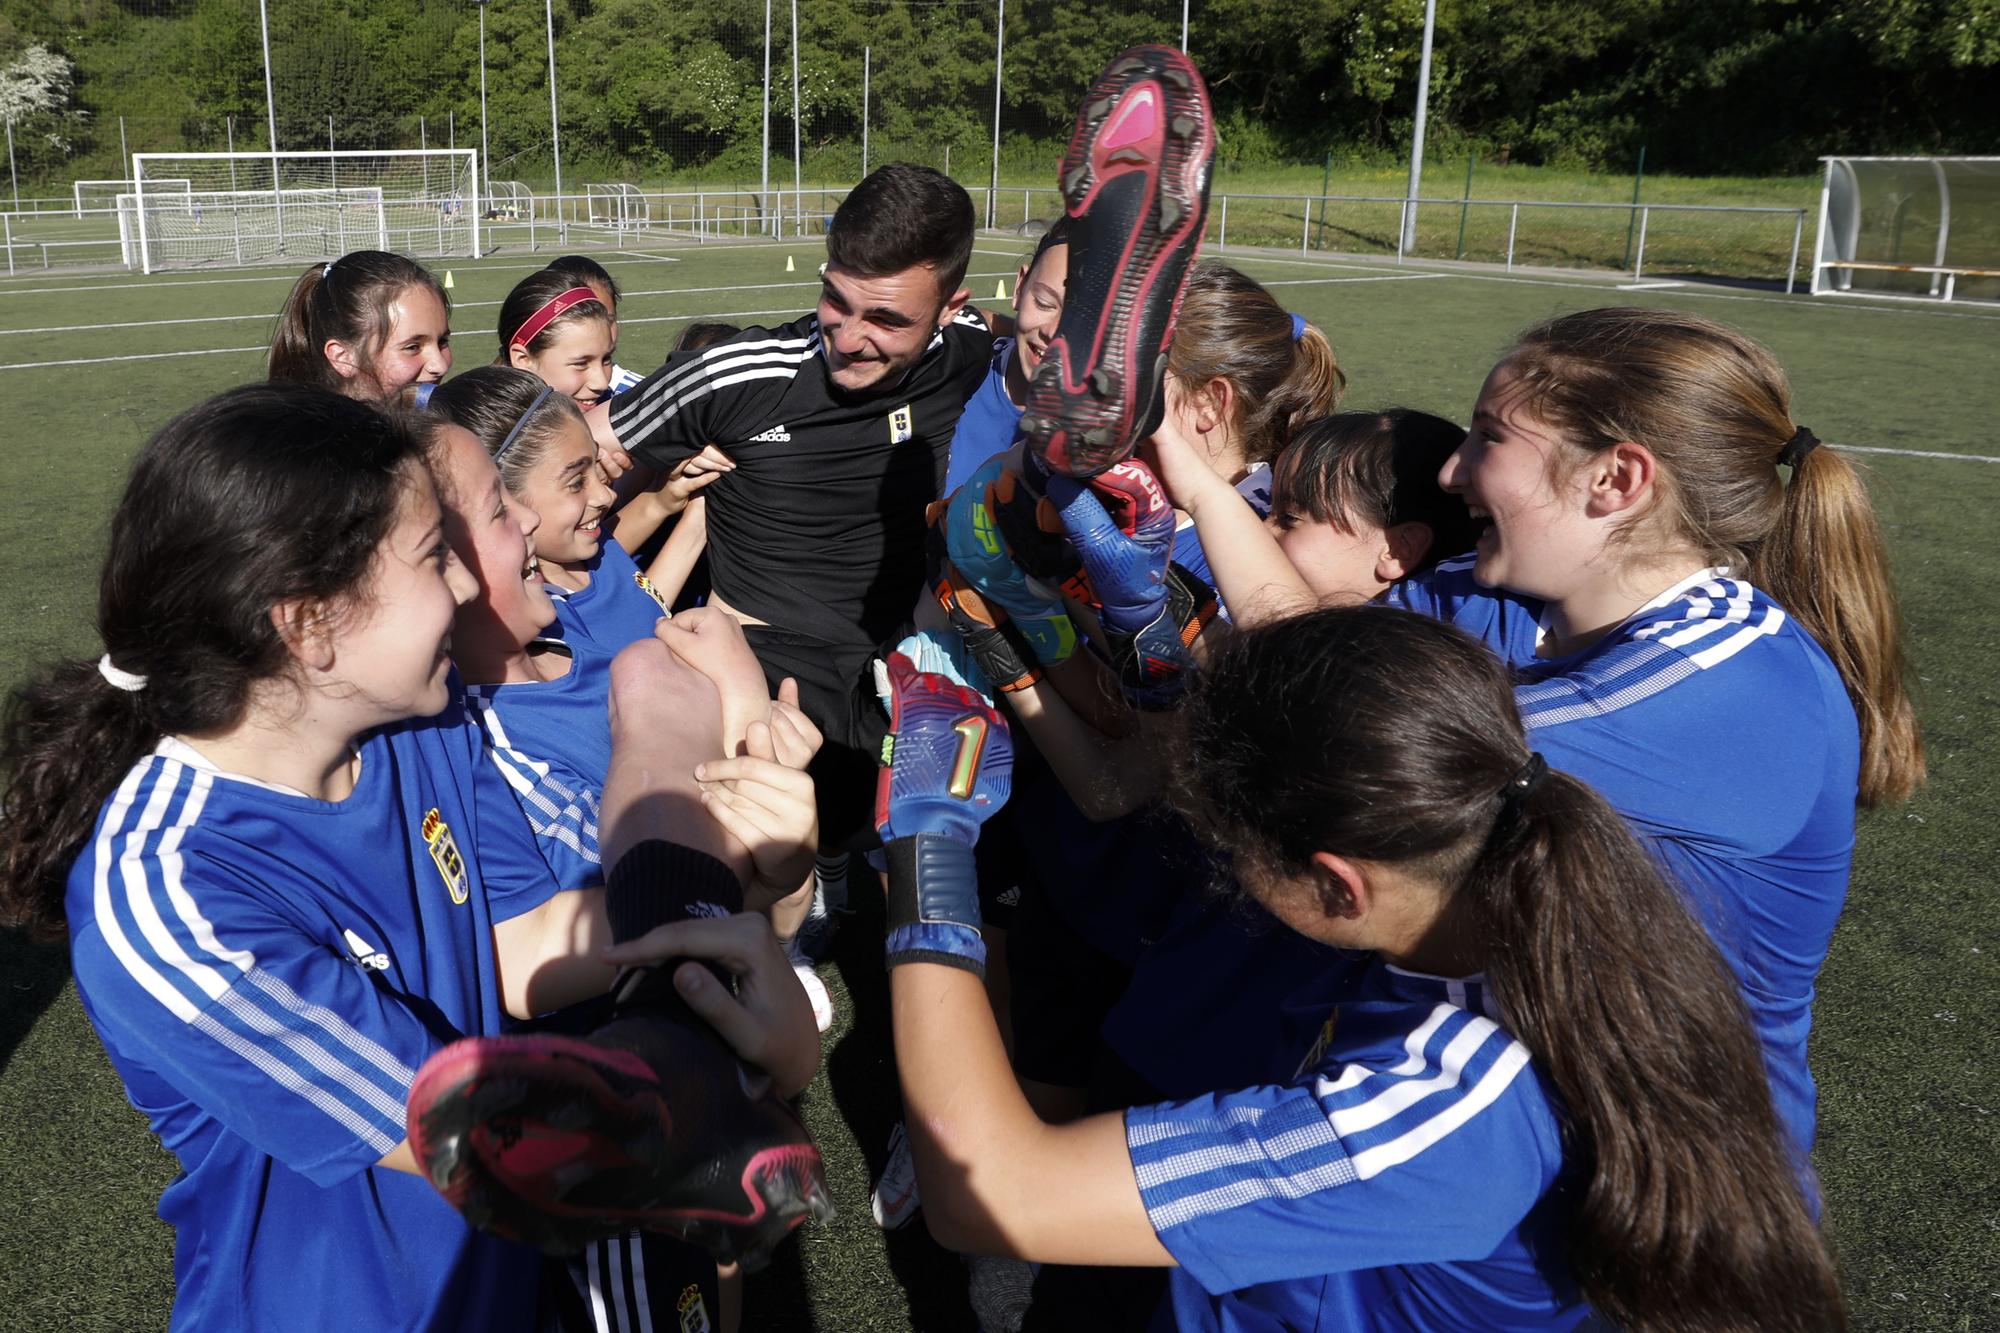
[{"xmin": 0, "ymin": 242, "xmax": 1997, "ymax": 1330}]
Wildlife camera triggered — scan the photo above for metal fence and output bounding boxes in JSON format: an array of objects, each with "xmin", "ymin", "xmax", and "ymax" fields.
[{"xmin": 3, "ymin": 184, "xmax": 1809, "ymax": 291}]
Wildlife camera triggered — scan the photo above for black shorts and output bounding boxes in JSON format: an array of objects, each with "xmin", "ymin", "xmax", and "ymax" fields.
[
  {"xmin": 539, "ymin": 1232, "xmax": 719, "ymax": 1333},
  {"xmin": 740, "ymin": 624, "xmax": 893, "ymax": 854}
]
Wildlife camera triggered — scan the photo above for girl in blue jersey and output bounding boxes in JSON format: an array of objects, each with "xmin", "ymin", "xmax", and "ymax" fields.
[
  {"xmin": 874, "ymin": 608, "xmax": 1847, "ymax": 1333},
  {"xmin": 542, "ymin": 254, "xmax": 650, "ymax": 396},
  {"xmin": 268, "ymin": 249, "xmax": 452, "ymax": 404},
  {"xmin": 1162, "ymin": 308, "xmax": 1923, "ymax": 1158},
  {"xmin": 0, "ymin": 385, "xmax": 822, "ymax": 1331},
  {"xmin": 432, "ymin": 366, "xmax": 689, "ymax": 651},
  {"xmin": 419, "ymin": 408, "xmax": 826, "ymax": 993},
  {"xmin": 941, "ymin": 220, "xmax": 1070, "ymax": 495},
  {"xmin": 500, "ymin": 267, "xmax": 622, "ymax": 411}
]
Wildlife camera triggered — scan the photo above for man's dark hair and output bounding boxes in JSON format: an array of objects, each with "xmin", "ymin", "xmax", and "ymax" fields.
[{"xmin": 826, "ymin": 164, "xmax": 974, "ymax": 299}]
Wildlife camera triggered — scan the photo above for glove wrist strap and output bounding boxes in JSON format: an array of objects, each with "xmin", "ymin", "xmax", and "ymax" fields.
[{"xmin": 883, "ymin": 833, "xmax": 986, "ymax": 978}]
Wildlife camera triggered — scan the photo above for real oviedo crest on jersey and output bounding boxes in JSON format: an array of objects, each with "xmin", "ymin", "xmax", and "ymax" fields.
[
  {"xmin": 888, "ymin": 403, "xmax": 914, "ymax": 444},
  {"xmin": 421, "ymin": 807, "xmax": 471, "ymax": 905}
]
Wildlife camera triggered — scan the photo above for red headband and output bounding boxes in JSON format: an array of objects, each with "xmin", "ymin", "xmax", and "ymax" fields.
[{"xmin": 509, "ymin": 286, "xmax": 602, "ymax": 350}]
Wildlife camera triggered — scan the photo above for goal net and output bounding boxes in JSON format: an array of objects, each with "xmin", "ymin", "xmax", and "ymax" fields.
[
  {"xmin": 126, "ymin": 150, "xmax": 478, "ymax": 273},
  {"xmin": 1813, "ymin": 156, "xmax": 2000, "ymax": 304},
  {"xmin": 75, "ymin": 177, "xmax": 190, "ymax": 218},
  {"xmin": 586, "ymin": 183, "xmax": 648, "ymax": 230}
]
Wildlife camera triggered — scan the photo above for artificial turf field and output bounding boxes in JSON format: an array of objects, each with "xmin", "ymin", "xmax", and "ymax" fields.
[{"xmin": 0, "ymin": 237, "xmax": 1995, "ymax": 1331}]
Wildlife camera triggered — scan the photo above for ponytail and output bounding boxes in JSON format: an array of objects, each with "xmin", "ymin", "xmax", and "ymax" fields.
[
  {"xmin": 1173, "ymin": 607, "xmax": 1845, "ymax": 1333},
  {"xmin": 1168, "ymin": 262, "xmax": 1345, "ymax": 467},
  {"xmin": 1, "ymin": 664, "xmax": 161, "ymax": 938},
  {"xmin": 0, "ymin": 386, "xmax": 425, "ymax": 939},
  {"xmin": 1757, "ymin": 446, "xmax": 1923, "ymax": 806},
  {"xmin": 1471, "ymin": 773, "xmax": 1846, "ymax": 1332},
  {"xmin": 268, "ymin": 250, "xmax": 450, "ymax": 397},
  {"xmin": 1507, "ymin": 307, "xmax": 1922, "ymax": 807}
]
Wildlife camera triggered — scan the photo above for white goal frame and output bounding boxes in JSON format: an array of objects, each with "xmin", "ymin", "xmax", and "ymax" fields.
[
  {"xmin": 74, "ymin": 176, "xmax": 190, "ymax": 219},
  {"xmin": 130, "ymin": 149, "xmax": 479, "ymax": 274}
]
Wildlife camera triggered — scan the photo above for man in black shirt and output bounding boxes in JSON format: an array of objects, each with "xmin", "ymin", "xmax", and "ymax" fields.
[{"xmin": 593, "ymin": 165, "xmax": 995, "ymax": 846}]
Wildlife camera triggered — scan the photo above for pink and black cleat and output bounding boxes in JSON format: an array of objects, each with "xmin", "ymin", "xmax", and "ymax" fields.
[
  {"xmin": 1019, "ymin": 45, "xmax": 1215, "ymax": 478},
  {"xmin": 406, "ymin": 998, "xmax": 831, "ymax": 1269}
]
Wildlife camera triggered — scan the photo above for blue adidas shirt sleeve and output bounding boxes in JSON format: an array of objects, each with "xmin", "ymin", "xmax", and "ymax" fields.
[
  {"xmin": 1124, "ymin": 1005, "xmax": 1560, "ymax": 1295},
  {"xmin": 460, "ymin": 721, "xmax": 585, "ymax": 916},
  {"xmin": 1388, "ymin": 557, "xmax": 1546, "ymax": 666},
  {"xmin": 1519, "ymin": 621, "xmax": 1832, "ymax": 858},
  {"xmin": 69, "ymin": 838, "xmax": 442, "ymax": 1187}
]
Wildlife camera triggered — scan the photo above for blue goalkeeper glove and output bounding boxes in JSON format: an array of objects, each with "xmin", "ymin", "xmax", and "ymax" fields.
[
  {"xmin": 1049, "ymin": 461, "xmax": 1218, "ymax": 709},
  {"xmin": 874, "ymin": 652, "xmax": 1013, "ymax": 977}
]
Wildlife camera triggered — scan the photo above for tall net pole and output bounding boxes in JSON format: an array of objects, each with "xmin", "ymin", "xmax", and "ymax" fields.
[
  {"xmin": 258, "ymin": 0, "xmax": 282, "ymax": 239},
  {"xmin": 761, "ymin": 0, "xmax": 772, "ymax": 234},
  {"xmin": 545, "ymin": 0, "xmax": 565, "ymax": 235},
  {"xmin": 478, "ymin": 1, "xmax": 491, "ymax": 214},
  {"xmin": 988, "ymin": 0, "xmax": 1004, "ymax": 228},
  {"xmin": 861, "ymin": 46, "xmax": 870, "ymax": 179},
  {"xmin": 791, "ymin": 0, "xmax": 802, "ymax": 227},
  {"xmin": 1400, "ymin": 0, "xmax": 1437, "ymax": 253}
]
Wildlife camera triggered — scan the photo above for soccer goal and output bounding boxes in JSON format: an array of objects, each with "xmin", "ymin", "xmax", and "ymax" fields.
[
  {"xmin": 74, "ymin": 176, "xmax": 190, "ymax": 219},
  {"xmin": 1812, "ymin": 156, "xmax": 2000, "ymax": 304},
  {"xmin": 586, "ymin": 182, "xmax": 649, "ymax": 231},
  {"xmin": 125, "ymin": 150, "xmax": 479, "ymax": 273}
]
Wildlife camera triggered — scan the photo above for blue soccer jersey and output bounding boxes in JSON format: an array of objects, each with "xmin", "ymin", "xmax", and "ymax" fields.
[
  {"xmin": 1395, "ymin": 564, "xmax": 1858, "ymax": 1154},
  {"xmin": 943, "ymin": 339, "xmax": 1021, "ymax": 496},
  {"xmin": 1386, "ymin": 553, "xmax": 1544, "ymax": 665},
  {"xmin": 1173, "ymin": 464, "xmax": 1273, "ymax": 614},
  {"xmin": 548, "ymin": 536, "xmax": 672, "ymax": 652},
  {"xmin": 1128, "ymin": 958, "xmax": 1583, "ymax": 1332},
  {"xmin": 65, "ymin": 693, "xmax": 564, "ymax": 1331},
  {"xmin": 464, "ymin": 638, "xmax": 615, "ymax": 891}
]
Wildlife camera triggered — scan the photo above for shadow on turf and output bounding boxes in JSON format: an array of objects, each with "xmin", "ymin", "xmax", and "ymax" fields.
[
  {"xmin": 0, "ymin": 927, "xmax": 71, "ymax": 1077},
  {"xmin": 745, "ymin": 882, "xmax": 980, "ymax": 1333}
]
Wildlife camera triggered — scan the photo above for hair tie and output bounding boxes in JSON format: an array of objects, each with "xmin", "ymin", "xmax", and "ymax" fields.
[
  {"xmin": 1777, "ymin": 426, "xmax": 1820, "ymax": 470},
  {"xmin": 322, "ymin": 261, "xmax": 334, "ymax": 280},
  {"xmin": 1500, "ymin": 752, "xmax": 1547, "ymax": 807},
  {"xmin": 409, "ymin": 383, "xmax": 437, "ymax": 411},
  {"xmin": 495, "ymin": 384, "xmax": 558, "ymax": 463},
  {"xmin": 510, "ymin": 286, "xmax": 601, "ymax": 351},
  {"xmin": 98, "ymin": 654, "xmax": 147, "ymax": 693},
  {"xmin": 1289, "ymin": 313, "xmax": 1308, "ymax": 343}
]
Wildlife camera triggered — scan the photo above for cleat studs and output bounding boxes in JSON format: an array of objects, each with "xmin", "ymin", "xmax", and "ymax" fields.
[
  {"xmin": 1171, "ymin": 115, "xmax": 1196, "ymax": 138},
  {"xmin": 1107, "ymin": 56, "xmax": 1147, "ymax": 77},
  {"xmin": 1084, "ymin": 96, "xmax": 1117, "ymax": 124},
  {"xmin": 1089, "ymin": 369, "xmax": 1117, "ymax": 397},
  {"xmin": 1161, "ymin": 67, "xmax": 1194, "ymax": 91},
  {"xmin": 1062, "ymin": 164, "xmax": 1091, "ymax": 199},
  {"xmin": 1157, "ymin": 195, "xmax": 1183, "ymax": 231},
  {"xmin": 1108, "ymin": 146, "xmax": 1151, "ymax": 166},
  {"xmin": 1083, "ymin": 427, "xmax": 1114, "ymax": 449}
]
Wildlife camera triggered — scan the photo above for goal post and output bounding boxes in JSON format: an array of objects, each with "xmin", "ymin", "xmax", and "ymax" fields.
[
  {"xmin": 128, "ymin": 150, "xmax": 479, "ymax": 274},
  {"xmin": 1812, "ymin": 156, "xmax": 2000, "ymax": 304},
  {"xmin": 75, "ymin": 177, "xmax": 191, "ymax": 218}
]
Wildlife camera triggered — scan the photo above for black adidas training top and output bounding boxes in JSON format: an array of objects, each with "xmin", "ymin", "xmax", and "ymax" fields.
[{"xmin": 609, "ymin": 308, "xmax": 994, "ymax": 648}]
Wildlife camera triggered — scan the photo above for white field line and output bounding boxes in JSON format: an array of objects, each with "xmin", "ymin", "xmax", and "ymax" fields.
[{"xmin": 0, "ymin": 269, "xmax": 1030, "ymax": 338}]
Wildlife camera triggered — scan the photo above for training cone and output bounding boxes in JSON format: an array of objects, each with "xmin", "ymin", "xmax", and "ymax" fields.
[
  {"xmin": 786, "ymin": 255, "xmax": 795, "ymax": 273},
  {"xmin": 443, "ymin": 270, "xmax": 455, "ymax": 290},
  {"xmin": 995, "ymin": 279, "xmax": 1009, "ymax": 300}
]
